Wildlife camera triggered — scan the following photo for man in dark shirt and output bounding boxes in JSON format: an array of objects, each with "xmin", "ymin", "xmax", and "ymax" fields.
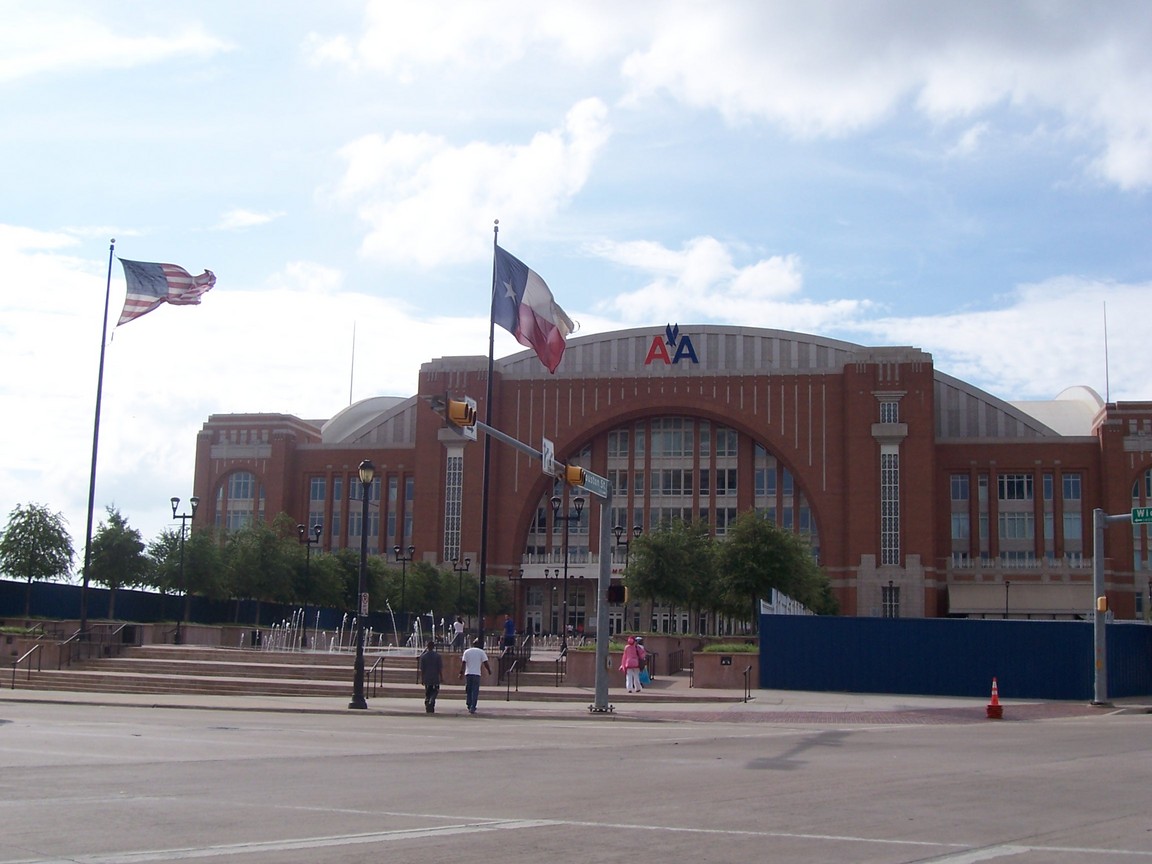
[{"xmin": 418, "ymin": 640, "xmax": 444, "ymax": 713}]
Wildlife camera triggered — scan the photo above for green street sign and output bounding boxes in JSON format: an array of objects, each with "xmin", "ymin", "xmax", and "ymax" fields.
[{"xmin": 1133, "ymin": 507, "xmax": 1152, "ymax": 524}]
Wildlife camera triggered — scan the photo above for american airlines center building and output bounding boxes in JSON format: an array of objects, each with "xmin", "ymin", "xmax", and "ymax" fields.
[{"xmin": 193, "ymin": 324, "xmax": 1152, "ymax": 629}]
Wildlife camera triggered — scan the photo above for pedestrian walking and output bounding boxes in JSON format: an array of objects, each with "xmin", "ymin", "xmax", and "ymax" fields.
[
  {"xmin": 418, "ymin": 640, "xmax": 444, "ymax": 713},
  {"xmin": 451, "ymin": 616, "xmax": 465, "ymax": 650},
  {"xmin": 636, "ymin": 635, "xmax": 651, "ymax": 686},
  {"xmin": 620, "ymin": 635, "xmax": 643, "ymax": 693},
  {"xmin": 459, "ymin": 638, "xmax": 492, "ymax": 714}
]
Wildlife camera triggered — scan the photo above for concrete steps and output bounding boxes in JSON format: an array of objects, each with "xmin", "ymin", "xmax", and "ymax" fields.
[{"xmin": 10, "ymin": 645, "xmax": 574, "ymax": 701}]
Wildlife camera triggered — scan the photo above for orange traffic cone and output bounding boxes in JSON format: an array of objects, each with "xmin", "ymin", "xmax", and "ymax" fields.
[{"xmin": 986, "ymin": 677, "xmax": 1003, "ymax": 719}]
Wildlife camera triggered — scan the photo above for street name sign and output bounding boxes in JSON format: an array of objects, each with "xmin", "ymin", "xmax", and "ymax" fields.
[
  {"xmin": 580, "ymin": 469, "xmax": 611, "ymax": 499},
  {"xmin": 1133, "ymin": 507, "xmax": 1152, "ymax": 524}
]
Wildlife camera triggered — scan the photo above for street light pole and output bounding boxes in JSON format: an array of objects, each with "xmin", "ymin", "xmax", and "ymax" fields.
[
  {"xmin": 394, "ymin": 544, "xmax": 415, "ymax": 622},
  {"xmin": 507, "ymin": 567, "xmax": 523, "ymax": 634},
  {"xmin": 297, "ymin": 523, "xmax": 322, "ymax": 649},
  {"xmin": 1004, "ymin": 580, "xmax": 1011, "ymax": 619},
  {"xmin": 452, "ymin": 556, "xmax": 471, "ymax": 617},
  {"xmin": 550, "ymin": 492, "xmax": 585, "ymax": 653},
  {"xmin": 611, "ymin": 523, "xmax": 643, "ymax": 567},
  {"xmin": 350, "ymin": 459, "xmax": 375, "ymax": 710},
  {"xmin": 170, "ymin": 496, "xmax": 199, "ymax": 646}
]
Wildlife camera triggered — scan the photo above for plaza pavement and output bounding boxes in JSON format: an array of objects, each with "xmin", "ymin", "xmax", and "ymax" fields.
[{"xmin": 3, "ymin": 669, "xmax": 1139, "ymax": 724}]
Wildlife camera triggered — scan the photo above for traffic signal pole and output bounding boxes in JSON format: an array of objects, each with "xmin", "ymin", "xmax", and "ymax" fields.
[{"xmin": 437, "ymin": 396, "xmax": 616, "ymax": 713}]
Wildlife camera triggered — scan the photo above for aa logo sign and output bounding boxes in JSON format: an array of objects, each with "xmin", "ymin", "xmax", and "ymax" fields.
[{"xmin": 644, "ymin": 323, "xmax": 699, "ymax": 365}]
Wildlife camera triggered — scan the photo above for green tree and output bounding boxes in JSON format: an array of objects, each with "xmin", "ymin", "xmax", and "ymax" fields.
[
  {"xmin": 0, "ymin": 503, "xmax": 74, "ymax": 616},
  {"xmin": 716, "ymin": 510, "xmax": 835, "ymax": 628},
  {"xmin": 626, "ymin": 518, "xmax": 713, "ymax": 626},
  {"xmin": 145, "ymin": 528, "xmax": 181, "ymax": 622},
  {"xmin": 87, "ymin": 506, "xmax": 148, "ymax": 619},
  {"xmin": 224, "ymin": 519, "xmax": 296, "ymax": 625}
]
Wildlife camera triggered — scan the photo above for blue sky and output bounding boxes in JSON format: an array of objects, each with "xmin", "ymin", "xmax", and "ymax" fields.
[{"xmin": 2, "ymin": 0, "xmax": 1151, "ymax": 548}]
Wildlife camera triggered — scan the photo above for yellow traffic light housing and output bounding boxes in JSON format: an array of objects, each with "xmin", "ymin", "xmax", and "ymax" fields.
[
  {"xmin": 564, "ymin": 464, "xmax": 586, "ymax": 487},
  {"xmin": 447, "ymin": 398, "xmax": 476, "ymax": 428}
]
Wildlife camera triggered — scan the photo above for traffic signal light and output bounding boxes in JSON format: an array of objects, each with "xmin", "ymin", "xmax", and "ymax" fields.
[
  {"xmin": 606, "ymin": 585, "xmax": 627, "ymax": 604},
  {"xmin": 564, "ymin": 464, "xmax": 586, "ymax": 486},
  {"xmin": 447, "ymin": 397, "xmax": 476, "ymax": 428}
]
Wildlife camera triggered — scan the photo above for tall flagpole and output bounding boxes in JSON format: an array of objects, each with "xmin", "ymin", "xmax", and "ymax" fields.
[
  {"xmin": 1103, "ymin": 301, "xmax": 1110, "ymax": 404},
  {"xmin": 476, "ymin": 220, "xmax": 500, "ymax": 641},
  {"xmin": 80, "ymin": 239, "xmax": 116, "ymax": 636},
  {"xmin": 349, "ymin": 322, "xmax": 357, "ymax": 406}
]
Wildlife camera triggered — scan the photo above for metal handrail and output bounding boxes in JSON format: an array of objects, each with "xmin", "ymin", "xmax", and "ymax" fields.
[
  {"xmin": 10, "ymin": 641, "xmax": 45, "ymax": 689},
  {"xmin": 554, "ymin": 652, "xmax": 566, "ymax": 686},
  {"xmin": 367, "ymin": 655, "xmax": 386, "ymax": 696},
  {"xmin": 742, "ymin": 665, "xmax": 753, "ymax": 702},
  {"xmin": 504, "ymin": 659, "xmax": 520, "ymax": 700}
]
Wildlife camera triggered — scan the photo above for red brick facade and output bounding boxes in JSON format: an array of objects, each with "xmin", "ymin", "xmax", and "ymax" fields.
[{"xmin": 192, "ymin": 326, "xmax": 1152, "ymax": 624}]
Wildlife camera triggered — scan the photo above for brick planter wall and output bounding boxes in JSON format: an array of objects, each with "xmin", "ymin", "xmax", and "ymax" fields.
[{"xmin": 691, "ymin": 652, "xmax": 759, "ymax": 689}]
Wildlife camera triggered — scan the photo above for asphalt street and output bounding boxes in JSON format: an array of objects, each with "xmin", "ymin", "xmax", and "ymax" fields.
[{"xmin": 1, "ymin": 693, "xmax": 1150, "ymax": 863}]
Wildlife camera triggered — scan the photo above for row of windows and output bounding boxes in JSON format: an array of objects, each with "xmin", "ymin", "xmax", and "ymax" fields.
[
  {"xmin": 606, "ymin": 419, "xmax": 740, "ymax": 461},
  {"xmin": 213, "ymin": 470, "xmax": 415, "ymax": 553},
  {"xmin": 952, "ymin": 472, "xmax": 1083, "ymax": 503}
]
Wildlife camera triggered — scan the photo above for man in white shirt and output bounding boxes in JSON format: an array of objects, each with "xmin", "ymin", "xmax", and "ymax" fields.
[{"xmin": 459, "ymin": 639, "xmax": 492, "ymax": 714}]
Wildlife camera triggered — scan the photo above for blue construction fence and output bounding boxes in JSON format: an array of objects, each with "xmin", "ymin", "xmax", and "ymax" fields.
[
  {"xmin": 759, "ymin": 614, "xmax": 1152, "ymax": 700},
  {"xmin": 0, "ymin": 578, "xmax": 356, "ymax": 633}
]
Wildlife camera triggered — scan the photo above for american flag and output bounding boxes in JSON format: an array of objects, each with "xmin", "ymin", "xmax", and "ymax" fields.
[{"xmin": 117, "ymin": 259, "xmax": 216, "ymax": 326}]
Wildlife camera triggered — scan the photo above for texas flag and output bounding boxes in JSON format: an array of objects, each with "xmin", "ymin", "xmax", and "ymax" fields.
[{"xmin": 491, "ymin": 246, "xmax": 575, "ymax": 374}]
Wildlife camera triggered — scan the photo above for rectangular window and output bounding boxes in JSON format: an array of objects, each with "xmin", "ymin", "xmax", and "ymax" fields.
[
  {"xmin": 714, "ymin": 507, "xmax": 738, "ymax": 535},
  {"xmin": 1063, "ymin": 512, "xmax": 1082, "ymax": 544},
  {"xmin": 950, "ymin": 474, "xmax": 969, "ymax": 501},
  {"xmin": 230, "ymin": 473, "xmax": 253, "ymax": 499},
  {"xmin": 443, "ymin": 453, "xmax": 463, "ymax": 561},
  {"xmin": 387, "ymin": 476, "xmax": 398, "ymax": 546},
  {"xmin": 404, "ymin": 477, "xmax": 415, "ymax": 546},
  {"xmin": 308, "ymin": 476, "xmax": 326, "ymax": 536},
  {"xmin": 330, "ymin": 477, "xmax": 343, "ymax": 548},
  {"xmin": 309, "ymin": 476, "xmax": 326, "ymax": 503},
  {"xmin": 998, "ymin": 474, "xmax": 1034, "ymax": 501},
  {"xmin": 699, "ymin": 468, "xmax": 711, "ymax": 496},
  {"xmin": 607, "ymin": 469, "xmax": 629, "ymax": 495},
  {"xmin": 716, "ymin": 468, "xmax": 737, "ymax": 496},
  {"xmin": 880, "ymin": 400, "xmax": 899, "ymax": 424},
  {"xmin": 998, "ymin": 511, "xmax": 1035, "ymax": 540},
  {"xmin": 608, "ymin": 429, "xmax": 629, "ymax": 459},
  {"xmin": 1062, "ymin": 473, "xmax": 1082, "ymax": 500},
  {"xmin": 951, "ymin": 513, "xmax": 970, "ymax": 540},
  {"xmin": 882, "ymin": 583, "xmax": 900, "ymax": 618},
  {"xmin": 880, "ymin": 450, "xmax": 900, "ymax": 566},
  {"xmin": 716, "ymin": 427, "xmax": 738, "ymax": 457}
]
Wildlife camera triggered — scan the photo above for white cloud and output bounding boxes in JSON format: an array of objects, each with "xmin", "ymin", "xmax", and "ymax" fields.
[
  {"xmin": 592, "ymin": 235, "xmax": 869, "ymax": 331},
  {"xmin": 332, "ymin": 98, "xmax": 611, "ymax": 267},
  {"xmin": 0, "ymin": 6, "xmax": 230, "ymax": 83},
  {"xmin": 846, "ymin": 277, "xmax": 1152, "ymax": 401},
  {"xmin": 305, "ymin": 0, "xmax": 639, "ymax": 74},
  {"xmin": 0, "ymin": 227, "xmax": 502, "ymax": 546},
  {"xmin": 214, "ymin": 209, "xmax": 285, "ymax": 231},
  {"xmin": 312, "ymin": 1, "xmax": 1152, "ymax": 190}
]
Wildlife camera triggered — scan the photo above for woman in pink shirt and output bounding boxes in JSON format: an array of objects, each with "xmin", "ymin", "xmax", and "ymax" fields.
[{"xmin": 620, "ymin": 636, "xmax": 643, "ymax": 692}]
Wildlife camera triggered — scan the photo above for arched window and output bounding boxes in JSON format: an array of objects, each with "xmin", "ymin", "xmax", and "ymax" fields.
[{"xmin": 215, "ymin": 470, "xmax": 264, "ymax": 533}]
